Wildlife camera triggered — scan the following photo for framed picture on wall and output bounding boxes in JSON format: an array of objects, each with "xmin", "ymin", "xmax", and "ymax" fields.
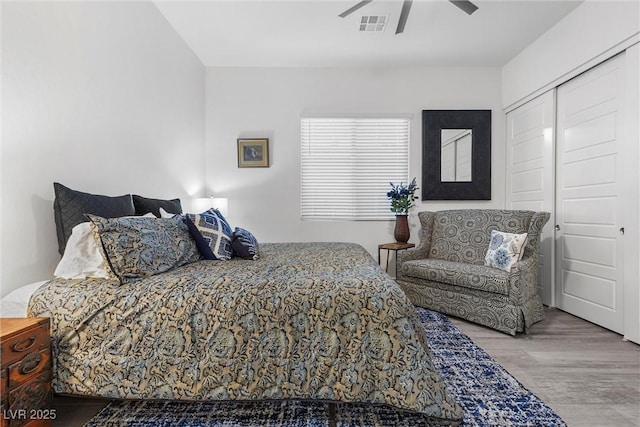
[{"xmin": 237, "ymin": 138, "xmax": 269, "ymax": 168}]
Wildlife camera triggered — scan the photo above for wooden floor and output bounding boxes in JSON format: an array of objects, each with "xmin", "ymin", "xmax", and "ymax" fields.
[
  {"xmin": 451, "ymin": 307, "xmax": 640, "ymax": 427},
  {"xmin": 52, "ymin": 307, "xmax": 639, "ymax": 427}
]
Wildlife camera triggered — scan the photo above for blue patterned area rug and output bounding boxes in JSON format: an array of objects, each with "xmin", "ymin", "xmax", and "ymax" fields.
[{"xmin": 83, "ymin": 308, "xmax": 565, "ymax": 426}]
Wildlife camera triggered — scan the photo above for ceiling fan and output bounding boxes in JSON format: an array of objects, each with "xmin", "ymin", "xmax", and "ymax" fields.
[{"xmin": 339, "ymin": 0, "xmax": 479, "ymax": 34}]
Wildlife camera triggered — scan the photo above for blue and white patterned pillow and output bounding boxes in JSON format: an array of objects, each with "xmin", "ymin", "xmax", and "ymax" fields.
[
  {"xmin": 185, "ymin": 209, "xmax": 233, "ymax": 260},
  {"xmin": 484, "ymin": 230, "xmax": 528, "ymax": 272},
  {"xmin": 232, "ymin": 227, "xmax": 260, "ymax": 260}
]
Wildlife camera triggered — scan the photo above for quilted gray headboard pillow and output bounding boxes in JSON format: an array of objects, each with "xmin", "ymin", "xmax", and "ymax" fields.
[
  {"xmin": 53, "ymin": 183, "xmax": 135, "ymax": 255},
  {"xmin": 131, "ymin": 195, "xmax": 182, "ymax": 218}
]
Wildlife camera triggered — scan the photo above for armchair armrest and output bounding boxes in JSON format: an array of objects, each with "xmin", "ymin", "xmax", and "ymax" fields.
[
  {"xmin": 397, "ymin": 245, "xmax": 429, "ymax": 263},
  {"xmin": 397, "ymin": 211, "xmax": 437, "ymax": 280},
  {"xmin": 508, "ymin": 210, "xmax": 549, "ymax": 304},
  {"xmin": 523, "ymin": 211, "xmax": 550, "ymax": 258},
  {"xmin": 507, "ymin": 255, "xmax": 539, "ymax": 306},
  {"xmin": 397, "ymin": 247, "xmax": 428, "ymax": 281},
  {"xmin": 414, "ymin": 211, "xmax": 437, "ymax": 254}
]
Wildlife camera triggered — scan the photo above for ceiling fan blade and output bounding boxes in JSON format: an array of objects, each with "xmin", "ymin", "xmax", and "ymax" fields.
[
  {"xmin": 338, "ymin": 0, "xmax": 373, "ymax": 18},
  {"xmin": 395, "ymin": 0, "xmax": 413, "ymax": 34},
  {"xmin": 449, "ymin": 0, "xmax": 478, "ymax": 15}
]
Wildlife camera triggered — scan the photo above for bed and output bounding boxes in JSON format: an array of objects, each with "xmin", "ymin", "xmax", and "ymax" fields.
[{"xmin": 25, "ymin": 184, "xmax": 463, "ymax": 425}]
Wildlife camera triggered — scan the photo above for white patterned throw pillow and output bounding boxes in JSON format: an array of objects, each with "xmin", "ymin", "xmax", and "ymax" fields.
[
  {"xmin": 484, "ymin": 230, "xmax": 528, "ymax": 272},
  {"xmin": 185, "ymin": 209, "xmax": 233, "ymax": 260}
]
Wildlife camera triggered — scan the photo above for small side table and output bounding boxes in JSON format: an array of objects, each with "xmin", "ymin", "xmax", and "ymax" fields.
[{"xmin": 378, "ymin": 242, "xmax": 415, "ymax": 277}]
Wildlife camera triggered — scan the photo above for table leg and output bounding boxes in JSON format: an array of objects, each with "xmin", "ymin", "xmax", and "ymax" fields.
[{"xmin": 385, "ymin": 250, "xmax": 390, "ymax": 273}]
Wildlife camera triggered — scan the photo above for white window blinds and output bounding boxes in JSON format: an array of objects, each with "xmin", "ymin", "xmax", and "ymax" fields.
[{"xmin": 301, "ymin": 116, "xmax": 410, "ymax": 220}]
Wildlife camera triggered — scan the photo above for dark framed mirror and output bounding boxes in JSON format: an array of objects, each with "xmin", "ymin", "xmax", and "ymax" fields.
[{"xmin": 421, "ymin": 110, "xmax": 491, "ymax": 200}]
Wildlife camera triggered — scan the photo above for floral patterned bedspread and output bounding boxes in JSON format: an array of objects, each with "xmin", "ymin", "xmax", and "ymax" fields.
[{"xmin": 28, "ymin": 242, "xmax": 462, "ymax": 424}]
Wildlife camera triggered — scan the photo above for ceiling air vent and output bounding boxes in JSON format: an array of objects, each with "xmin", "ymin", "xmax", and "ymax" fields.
[{"xmin": 359, "ymin": 15, "xmax": 388, "ymax": 32}]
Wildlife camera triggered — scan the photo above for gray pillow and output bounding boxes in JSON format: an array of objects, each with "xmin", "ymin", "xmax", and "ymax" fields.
[
  {"xmin": 53, "ymin": 183, "xmax": 135, "ymax": 255},
  {"xmin": 132, "ymin": 195, "xmax": 182, "ymax": 217},
  {"xmin": 87, "ymin": 214, "xmax": 200, "ymax": 284}
]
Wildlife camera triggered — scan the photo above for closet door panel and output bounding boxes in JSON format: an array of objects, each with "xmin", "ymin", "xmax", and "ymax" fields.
[
  {"xmin": 622, "ymin": 43, "xmax": 639, "ymax": 344},
  {"xmin": 506, "ymin": 90, "xmax": 555, "ymax": 306},
  {"xmin": 555, "ymin": 54, "xmax": 625, "ymax": 333}
]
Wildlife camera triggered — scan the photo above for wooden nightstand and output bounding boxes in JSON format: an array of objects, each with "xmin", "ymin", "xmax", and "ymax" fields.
[{"xmin": 1, "ymin": 318, "xmax": 53, "ymax": 427}]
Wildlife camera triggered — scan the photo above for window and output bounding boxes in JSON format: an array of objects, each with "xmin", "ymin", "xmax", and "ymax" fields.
[{"xmin": 300, "ymin": 116, "xmax": 410, "ymax": 220}]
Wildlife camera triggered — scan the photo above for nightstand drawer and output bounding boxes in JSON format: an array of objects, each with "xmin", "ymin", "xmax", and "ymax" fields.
[
  {"xmin": 5, "ymin": 372, "xmax": 51, "ymax": 427},
  {"xmin": 1, "ymin": 318, "xmax": 52, "ymax": 427},
  {"xmin": 1, "ymin": 326, "xmax": 49, "ymax": 367},
  {"xmin": 8, "ymin": 349, "xmax": 50, "ymax": 389}
]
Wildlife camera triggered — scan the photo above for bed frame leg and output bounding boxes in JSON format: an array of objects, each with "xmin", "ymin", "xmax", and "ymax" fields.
[{"xmin": 328, "ymin": 402, "xmax": 337, "ymax": 427}]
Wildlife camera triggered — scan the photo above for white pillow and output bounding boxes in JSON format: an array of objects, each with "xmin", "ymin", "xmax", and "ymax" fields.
[
  {"xmin": 54, "ymin": 213, "xmax": 156, "ymax": 279},
  {"xmin": 158, "ymin": 207, "xmax": 177, "ymax": 218},
  {"xmin": 54, "ymin": 222, "xmax": 112, "ymax": 279},
  {"xmin": 484, "ymin": 230, "xmax": 528, "ymax": 272}
]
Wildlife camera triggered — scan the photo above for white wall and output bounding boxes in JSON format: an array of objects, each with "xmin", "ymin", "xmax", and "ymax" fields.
[
  {"xmin": 1, "ymin": 1, "xmax": 205, "ymax": 296},
  {"xmin": 502, "ymin": 0, "xmax": 640, "ymax": 110},
  {"xmin": 205, "ymin": 66, "xmax": 504, "ymax": 260}
]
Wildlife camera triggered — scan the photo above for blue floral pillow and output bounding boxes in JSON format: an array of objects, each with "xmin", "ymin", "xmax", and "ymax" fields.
[
  {"xmin": 87, "ymin": 214, "xmax": 200, "ymax": 284},
  {"xmin": 185, "ymin": 209, "xmax": 233, "ymax": 260},
  {"xmin": 484, "ymin": 230, "xmax": 528, "ymax": 272},
  {"xmin": 232, "ymin": 227, "xmax": 260, "ymax": 260}
]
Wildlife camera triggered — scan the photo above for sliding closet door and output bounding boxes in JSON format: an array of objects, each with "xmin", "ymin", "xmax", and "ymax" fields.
[
  {"xmin": 505, "ymin": 90, "xmax": 555, "ymax": 306},
  {"xmin": 555, "ymin": 54, "xmax": 626, "ymax": 333}
]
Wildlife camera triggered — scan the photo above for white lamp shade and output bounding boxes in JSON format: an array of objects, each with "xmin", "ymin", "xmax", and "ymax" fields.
[
  {"xmin": 193, "ymin": 197, "xmax": 229, "ymax": 218},
  {"xmin": 211, "ymin": 198, "xmax": 229, "ymax": 218}
]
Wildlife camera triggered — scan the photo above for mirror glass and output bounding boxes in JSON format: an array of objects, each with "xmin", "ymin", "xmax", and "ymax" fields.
[{"xmin": 441, "ymin": 129, "xmax": 472, "ymax": 182}]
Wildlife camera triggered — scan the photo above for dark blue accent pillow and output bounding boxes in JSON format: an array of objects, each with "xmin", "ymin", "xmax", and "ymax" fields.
[
  {"xmin": 232, "ymin": 227, "xmax": 260, "ymax": 260},
  {"xmin": 185, "ymin": 209, "xmax": 233, "ymax": 260}
]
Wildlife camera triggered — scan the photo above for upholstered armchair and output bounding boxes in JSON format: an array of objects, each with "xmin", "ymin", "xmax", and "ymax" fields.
[{"xmin": 397, "ymin": 209, "xmax": 550, "ymax": 335}]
